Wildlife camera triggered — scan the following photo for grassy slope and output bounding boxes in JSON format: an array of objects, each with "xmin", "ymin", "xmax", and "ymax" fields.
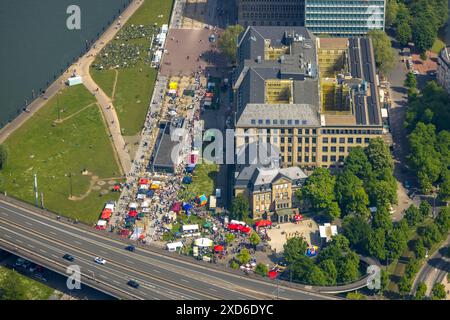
[
  {"xmin": 90, "ymin": 0, "xmax": 174, "ymax": 136},
  {"xmin": 90, "ymin": 69, "xmax": 116, "ymax": 97},
  {"xmin": 0, "ymin": 85, "xmax": 121, "ymax": 224},
  {"xmin": 0, "ymin": 267, "xmax": 53, "ymax": 300},
  {"xmin": 181, "ymin": 163, "xmax": 219, "ymax": 201}
]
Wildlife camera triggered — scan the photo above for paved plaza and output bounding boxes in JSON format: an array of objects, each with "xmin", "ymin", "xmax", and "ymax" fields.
[{"xmin": 267, "ymin": 220, "xmax": 320, "ymax": 254}]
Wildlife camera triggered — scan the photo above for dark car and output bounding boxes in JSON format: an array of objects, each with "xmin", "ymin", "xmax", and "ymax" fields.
[
  {"xmin": 127, "ymin": 280, "xmax": 139, "ymax": 288},
  {"xmin": 63, "ymin": 254, "xmax": 74, "ymax": 262},
  {"xmin": 125, "ymin": 245, "xmax": 135, "ymax": 252}
]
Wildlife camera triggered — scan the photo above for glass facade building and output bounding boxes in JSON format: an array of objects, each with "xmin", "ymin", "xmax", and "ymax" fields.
[{"xmin": 305, "ymin": 0, "xmax": 385, "ymax": 36}]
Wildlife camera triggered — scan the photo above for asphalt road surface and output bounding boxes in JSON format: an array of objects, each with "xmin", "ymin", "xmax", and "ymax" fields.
[{"xmin": 0, "ymin": 197, "xmax": 336, "ymax": 300}]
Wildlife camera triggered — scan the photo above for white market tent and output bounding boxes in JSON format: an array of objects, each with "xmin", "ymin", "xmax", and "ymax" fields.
[
  {"xmin": 67, "ymin": 76, "xmax": 83, "ymax": 86},
  {"xmin": 97, "ymin": 220, "xmax": 107, "ymax": 227},
  {"xmin": 129, "ymin": 202, "xmax": 138, "ymax": 209},
  {"xmin": 182, "ymin": 224, "xmax": 199, "ymax": 232},
  {"xmin": 105, "ymin": 203, "xmax": 115, "ymax": 211},
  {"xmin": 319, "ymin": 223, "xmax": 338, "ymax": 242},
  {"xmin": 194, "ymin": 238, "xmax": 213, "ymax": 247},
  {"xmin": 141, "ymin": 201, "xmax": 150, "ymax": 208},
  {"xmin": 166, "ymin": 242, "xmax": 183, "ymax": 252}
]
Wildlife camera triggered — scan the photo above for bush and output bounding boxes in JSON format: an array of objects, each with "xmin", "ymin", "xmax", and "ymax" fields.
[
  {"xmin": 255, "ymin": 263, "xmax": 269, "ymax": 277},
  {"xmin": 431, "ymin": 283, "xmax": 446, "ymax": 300},
  {"xmin": 229, "ymin": 260, "xmax": 239, "ymax": 270}
]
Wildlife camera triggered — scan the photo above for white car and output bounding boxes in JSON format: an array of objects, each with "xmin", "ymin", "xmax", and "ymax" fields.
[{"xmin": 94, "ymin": 257, "xmax": 106, "ymax": 265}]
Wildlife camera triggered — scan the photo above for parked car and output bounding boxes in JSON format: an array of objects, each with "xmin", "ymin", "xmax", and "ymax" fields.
[
  {"xmin": 94, "ymin": 257, "xmax": 106, "ymax": 265},
  {"xmin": 63, "ymin": 254, "xmax": 75, "ymax": 262},
  {"xmin": 125, "ymin": 245, "xmax": 135, "ymax": 252},
  {"xmin": 127, "ymin": 280, "xmax": 140, "ymax": 288}
]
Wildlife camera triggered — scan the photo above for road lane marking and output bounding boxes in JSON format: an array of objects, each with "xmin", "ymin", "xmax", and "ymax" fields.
[
  {"xmin": 180, "ymin": 279, "xmax": 189, "ymax": 283},
  {"xmin": 16, "ymin": 239, "xmax": 23, "ymax": 244},
  {"xmin": 39, "ymin": 249, "xmax": 46, "ymax": 253},
  {"xmin": 113, "ymin": 280, "xmax": 120, "ymax": 284},
  {"xmin": 98, "ymin": 274, "xmax": 107, "ymax": 279},
  {"xmin": 51, "ymin": 254, "xmax": 59, "ymax": 259},
  {"xmin": 25, "ymin": 221, "xmax": 32, "ymax": 226},
  {"xmin": 74, "ymin": 240, "xmax": 81, "ymax": 245},
  {"xmin": 126, "ymin": 260, "xmax": 134, "ymax": 265},
  {"xmin": 3, "ymin": 234, "xmax": 11, "ymax": 238},
  {"xmin": 0, "ymin": 211, "xmax": 8, "ymax": 216},
  {"xmin": 28, "ymin": 244, "xmax": 35, "ymax": 249},
  {"xmin": 49, "ymin": 231, "xmax": 57, "ymax": 236},
  {"xmin": 152, "ymin": 269, "xmax": 161, "ymax": 273},
  {"xmin": 209, "ymin": 288, "xmax": 217, "ymax": 292}
]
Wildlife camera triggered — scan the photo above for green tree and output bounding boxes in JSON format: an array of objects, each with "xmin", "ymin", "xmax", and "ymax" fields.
[
  {"xmin": 368, "ymin": 228, "xmax": 387, "ymax": 261},
  {"xmin": 335, "ymin": 171, "xmax": 369, "ymax": 217},
  {"xmin": 307, "ymin": 266, "xmax": 327, "ymax": 286},
  {"xmin": 229, "ymin": 260, "xmax": 239, "ymax": 269},
  {"xmin": 255, "ymin": 263, "xmax": 269, "ymax": 277},
  {"xmin": 385, "ymin": 0, "xmax": 399, "ymax": 28},
  {"xmin": 405, "ymin": 204, "xmax": 421, "ymax": 226},
  {"xmin": 421, "ymin": 224, "xmax": 442, "ymax": 248},
  {"xmin": 404, "ymin": 72, "xmax": 417, "ymax": 90},
  {"xmin": 318, "ymin": 259, "xmax": 338, "ymax": 285},
  {"xmin": 385, "ymin": 227, "xmax": 408, "ymax": 260},
  {"xmin": 413, "ymin": 238, "xmax": 426, "ymax": 259},
  {"xmin": 365, "ymin": 138, "xmax": 394, "ymax": 173},
  {"xmin": 431, "ymin": 283, "xmax": 446, "ymax": 300},
  {"xmin": 0, "ymin": 144, "xmax": 8, "ymax": 170},
  {"xmin": 415, "ymin": 282, "xmax": 427, "ymax": 300},
  {"xmin": 219, "ymin": 24, "xmax": 244, "ymax": 63},
  {"xmin": 396, "ymin": 20, "xmax": 412, "ymax": 46},
  {"xmin": 290, "ymin": 255, "xmax": 314, "ymax": 282},
  {"xmin": 419, "ymin": 201, "xmax": 431, "ymax": 220},
  {"xmin": 398, "ymin": 275, "xmax": 412, "ymax": 297},
  {"xmin": 435, "ymin": 207, "xmax": 450, "ymax": 235},
  {"xmin": 342, "ymin": 215, "xmax": 371, "ymax": 254},
  {"xmin": 230, "ymin": 194, "xmax": 249, "ymax": 221},
  {"xmin": 344, "ymin": 146, "xmax": 372, "ymax": 181},
  {"xmin": 236, "ymin": 248, "xmax": 251, "ymax": 265},
  {"xmin": 249, "ymin": 231, "xmax": 261, "ymax": 246},
  {"xmin": 283, "ymin": 236, "xmax": 308, "ymax": 264},
  {"xmin": 302, "ymin": 168, "xmax": 340, "ymax": 221},
  {"xmin": 367, "ymin": 30, "xmax": 396, "ymax": 75},
  {"xmin": 412, "ymin": 15, "xmax": 436, "ymax": 52},
  {"xmin": 225, "ymin": 233, "xmax": 235, "ymax": 245},
  {"xmin": 0, "ymin": 270, "xmax": 27, "ymax": 300}
]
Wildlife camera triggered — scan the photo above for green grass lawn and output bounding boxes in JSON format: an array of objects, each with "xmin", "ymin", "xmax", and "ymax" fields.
[
  {"xmin": 180, "ymin": 163, "xmax": 219, "ymax": 201},
  {"xmin": 431, "ymin": 38, "xmax": 446, "ymax": 54},
  {"xmin": 0, "ymin": 85, "xmax": 121, "ymax": 224},
  {"xmin": 0, "ymin": 267, "xmax": 53, "ymax": 300},
  {"xmin": 90, "ymin": 69, "xmax": 116, "ymax": 97},
  {"xmin": 90, "ymin": 0, "xmax": 174, "ymax": 136}
]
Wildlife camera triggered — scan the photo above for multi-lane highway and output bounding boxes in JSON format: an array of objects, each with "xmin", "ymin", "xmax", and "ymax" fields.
[{"xmin": 0, "ymin": 196, "xmax": 337, "ymax": 300}]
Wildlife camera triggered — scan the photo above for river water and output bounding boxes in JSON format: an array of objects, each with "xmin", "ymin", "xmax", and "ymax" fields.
[{"xmin": 0, "ymin": 0, "xmax": 131, "ymax": 128}]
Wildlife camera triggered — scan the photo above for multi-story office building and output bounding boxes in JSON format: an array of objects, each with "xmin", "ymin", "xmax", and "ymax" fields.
[
  {"xmin": 437, "ymin": 46, "xmax": 450, "ymax": 94},
  {"xmin": 237, "ymin": 0, "xmax": 305, "ymax": 27},
  {"xmin": 233, "ymin": 26, "xmax": 383, "ymax": 172},
  {"xmin": 236, "ymin": 0, "xmax": 385, "ymax": 36},
  {"xmin": 305, "ymin": 0, "xmax": 385, "ymax": 36}
]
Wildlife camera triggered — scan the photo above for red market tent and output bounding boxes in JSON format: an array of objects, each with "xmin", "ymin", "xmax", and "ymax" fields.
[
  {"xmin": 214, "ymin": 245, "xmax": 224, "ymax": 252},
  {"xmin": 101, "ymin": 209, "xmax": 112, "ymax": 220},
  {"xmin": 139, "ymin": 178, "xmax": 150, "ymax": 185},
  {"xmin": 113, "ymin": 185, "xmax": 121, "ymax": 191},
  {"xmin": 170, "ymin": 202, "xmax": 182, "ymax": 213},
  {"xmin": 227, "ymin": 223, "xmax": 239, "ymax": 231},
  {"xmin": 268, "ymin": 270, "xmax": 277, "ymax": 279},
  {"xmin": 205, "ymin": 92, "xmax": 214, "ymax": 98},
  {"xmin": 241, "ymin": 226, "xmax": 252, "ymax": 234},
  {"xmin": 255, "ymin": 220, "xmax": 272, "ymax": 228},
  {"xmin": 119, "ymin": 229, "xmax": 129, "ymax": 237},
  {"xmin": 128, "ymin": 210, "xmax": 138, "ymax": 217},
  {"xmin": 294, "ymin": 214, "xmax": 303, "ymax": 222}
]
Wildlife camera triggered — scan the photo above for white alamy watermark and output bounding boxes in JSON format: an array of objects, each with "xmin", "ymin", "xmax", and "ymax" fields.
[
  {"xmin": 366, "ymin": 265, "xmax": 381, "ymax": 290},
  {"xmin": 66, "ymin": 265, "xmax": 81, "ymax": 290},
  {"xmin": 66, "ymin": 5, "xmax": 81, "ymax": 30},
  {"xmin": 170, "ymin": 124, "xmax": 281, "ymax": 166},
  {"xmin": 366, "ymin": 5, "xmax": 384, "ymax": 30}
]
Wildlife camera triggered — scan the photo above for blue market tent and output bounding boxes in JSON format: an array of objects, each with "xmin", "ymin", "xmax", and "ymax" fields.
[
  {"xmin": 146, "ymin": 190, "xmax": 155, "ymax": 197},
  {"xmin": 182, "ymin": 176, "xmax": 193, "ymax": 184},
  {"xmin": 183, "ymin": 203, "xmax": 193, "ymax": 212},
  {"xmin": 186, "ymin": 164, "xmax": 196, "ymax": 173}
]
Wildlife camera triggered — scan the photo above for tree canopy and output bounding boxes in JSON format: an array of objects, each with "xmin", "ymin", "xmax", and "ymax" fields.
[
  {"xmin": 367, "ymin": 30, "xmax": 396, "ymax": 75},
  {"xmin": 219, "ymin": 24, "xmax": 244, "ymax": 63}
]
